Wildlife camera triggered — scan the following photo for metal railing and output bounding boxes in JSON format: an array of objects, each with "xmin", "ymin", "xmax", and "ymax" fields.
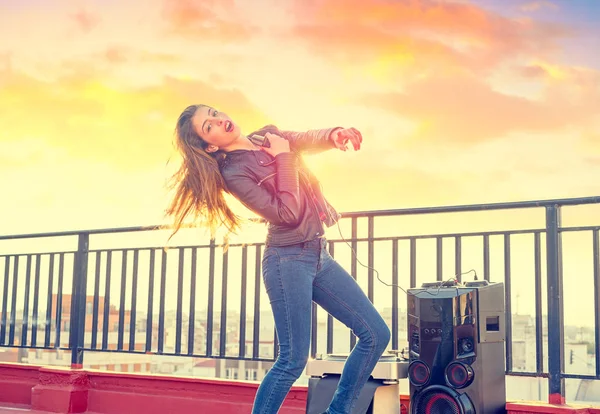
[{"xmin": 1, "ymin": 196, "xmax": 599, "ymax": 403}]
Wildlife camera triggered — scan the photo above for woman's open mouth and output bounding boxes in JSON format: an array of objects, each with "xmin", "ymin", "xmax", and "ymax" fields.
[{"xmin": 225, "ymin": 121, "xmax": 233, "ymax": 132}]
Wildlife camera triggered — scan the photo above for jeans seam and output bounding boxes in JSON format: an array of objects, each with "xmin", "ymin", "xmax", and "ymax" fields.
[
  {"xmin": 262, "ymin": 250, "xmax": 295, "ymax": 411},
  {"xmin": 313, "ymin": 281, "xmax": 379, "ymax": 409}
]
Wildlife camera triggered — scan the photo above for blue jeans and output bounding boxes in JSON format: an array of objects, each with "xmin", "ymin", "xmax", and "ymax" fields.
[{"xmin": 251, "ymin": 238, "xmax": 391, "ymax": 414}]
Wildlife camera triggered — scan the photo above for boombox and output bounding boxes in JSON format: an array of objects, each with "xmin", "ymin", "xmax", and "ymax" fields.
[{"xmin": 407, "ymin": 280, "xmax": 506, "ymax": 414}]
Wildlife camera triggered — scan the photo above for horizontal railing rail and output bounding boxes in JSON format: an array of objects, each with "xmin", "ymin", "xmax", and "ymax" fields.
[{"xmin": 2, "ymin": 196, "xmax": 599, "ymax": 241}]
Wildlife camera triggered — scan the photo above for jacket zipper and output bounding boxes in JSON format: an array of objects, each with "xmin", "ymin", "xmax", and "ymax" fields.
[{"xmin": 257, "ymin": 172, "xmax": 276, "ymax": 186}]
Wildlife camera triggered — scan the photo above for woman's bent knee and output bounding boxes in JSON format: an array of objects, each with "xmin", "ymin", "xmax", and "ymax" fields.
[
  {"xmin": 275, "ymin": 355, "xmax": 308, "ymax": 380},
  {"xmin": 378, "ymin": 324, "xmax": 391, "ymax": 350}
]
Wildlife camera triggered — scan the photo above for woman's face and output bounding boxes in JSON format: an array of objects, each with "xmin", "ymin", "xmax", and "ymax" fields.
[{"xmin": 192, "ymin": 106, "xmax": 241, "ymax": 152}]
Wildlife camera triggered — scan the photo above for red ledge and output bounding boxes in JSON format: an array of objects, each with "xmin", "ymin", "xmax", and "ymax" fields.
[
  {"xmin": 2, "ymin": 363, "xmax": 600, "ymax": 414},
  {"xmin": 506, "ymin": 401, "xmax": 592, "ymax": 413},
  {"xmin": 0, "ymin": 362, "xmax": 42, "ymax": 407}
]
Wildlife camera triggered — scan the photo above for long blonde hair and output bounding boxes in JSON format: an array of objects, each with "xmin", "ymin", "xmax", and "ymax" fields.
[{"xmin": 165, "ymin": 104, "xmax": 240, "ymax": 242}]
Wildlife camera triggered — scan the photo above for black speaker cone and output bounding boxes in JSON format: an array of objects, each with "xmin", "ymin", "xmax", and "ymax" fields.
[
  {"xmin": 408, "ymin": 360, "xmax": 431, "ymax": 387},
  {"xmin": 445, "ymin": 361, "xmax": 474, "ymax": 389},
  {"xmin": 412, "ymin": 385, "xmax": 475, "ymax": 414}
]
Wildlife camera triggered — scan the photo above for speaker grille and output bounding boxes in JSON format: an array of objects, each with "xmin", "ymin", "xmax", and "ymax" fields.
[{"xmin": 413, "ymin": 388, "xmax": 462, "ymax": 414}]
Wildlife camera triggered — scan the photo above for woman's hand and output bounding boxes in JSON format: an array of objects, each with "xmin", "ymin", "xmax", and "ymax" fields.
[
  {"xmin": 261, "ymin": 132, "xmax": 290, "ymax": 157},
  {"xmin": 331, "ymin": 128, "xmax": 362, "ymax": 151}
]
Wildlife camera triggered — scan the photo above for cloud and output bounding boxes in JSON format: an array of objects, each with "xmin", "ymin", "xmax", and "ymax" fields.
[
  {"xmin": 104, "ymin": 46, "xmax": 128, "ymax": 64},
  {"xmin": 161, "ymin": 0, "xmax": 254, "ymax": 42},
  {"xmin": 286, "ymin": 0, "xmax": 571, "ymax": 77},
  {"xmin": 70, "ymin": 9, "xmax": 100, "ymax": 33},
  {"xmin": 520, "ymin": 1, "xmax": 558, "ymax": 12},
  {"xmin": 358, "ymin": 67, "xmax": 599, "ymax": 145},
  {"xmin": 0, "ymin": 63, "xmax": 270, "ymax": 169},
  {"xmin": 101, "ymin": 46, "xmax": 180, "ymax": 65}
]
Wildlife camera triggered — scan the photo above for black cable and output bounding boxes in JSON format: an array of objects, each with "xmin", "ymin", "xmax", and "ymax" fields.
[
  {"xmin": 334, "ymin": 220, "xmax": 479, "ymax": 296},
  {"xmin": 335, "ymin": 220, "xmax": 410, "ymax": 295}
]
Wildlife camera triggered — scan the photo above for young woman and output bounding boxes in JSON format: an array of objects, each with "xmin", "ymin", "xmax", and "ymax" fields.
[{"xmin": 167, "ymin": 104, "xmax": 391, "ymax": 414}]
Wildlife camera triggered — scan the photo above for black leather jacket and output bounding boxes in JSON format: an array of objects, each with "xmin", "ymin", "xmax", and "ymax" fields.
[{"xmin": 219, "ymin": 125, "xmax": 342, "ymax": 246}]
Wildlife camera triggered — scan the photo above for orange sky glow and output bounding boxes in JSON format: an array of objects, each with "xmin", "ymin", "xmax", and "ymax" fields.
[{"xmin": 0, "ymin": 0, "xmax": 598, "ymax": 236}]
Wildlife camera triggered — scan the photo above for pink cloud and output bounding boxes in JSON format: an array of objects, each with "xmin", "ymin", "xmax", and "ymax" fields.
[
  {"xmin": 161, "ymin": 0, "xmax": 253, "ymax": 42},
  {"xmin": 287, "ymin": 0, "xmax": 571, "ymax": 75},
  {"xmin": 101, "ymin": 47, "xmax": 180, "ymax": 65},
  {"xmin": 520, "ymin": 1, "xmax": 558, "ymax": 12},
  {"xmin": 105, "ymin": 47, "xmax": 128, "ymax": 64},
  {"xmin": 360, "ymin": 69, "xmax": 599, "ymax": 145},
  {"xmin": 70, "ymin": 9, "xmax": 100, "ymax": 33}
]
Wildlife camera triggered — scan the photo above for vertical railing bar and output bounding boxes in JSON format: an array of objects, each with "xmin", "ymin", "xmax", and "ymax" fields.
[
  {"xmin": 21, "ymin": 255, "xmax": 32, "ymax": 347},
  {"xmin": 219, "ymin": 246, "xmax": 229, "ymax": 357},
  {"xmin": 391, "ymin": 239, "xmax": 399, "ymax": 351},
  {"xmin": 91, "ymin": 251, "xmax": 101, "ymax": 349},
  {"xmin": 101, "ymin": 251, "xmax": 112, "ymax": 350},
  {"xmin": 252, "ymin": 244, "xmax": 261, "ymax": 359},
  {"xmin": 327, "ymin": 242, "xmax": 334, "ymax": 355},
  {"xmin": 504, "ymin": 233, "xmax": 513, "ymax": 373},
  {"xmin": 175, "ymin": 248, "xmax": 184, "ymax": 354},
  {"xmin": 350, "ymin": 217, "xmax": 358, "ymax": 351},
  {"xmin": 117, "ymin": 250, "xmax": 128, "ymax": 351},
  {"xmin": 239, "ymin": 246, "xmax": 247, "ymax": 359},
  {"xmin": 351, "ymin": 217, "xmax": 358, "ymax": 280},
  {"xmin": 158, "ymin": 249, "xmax": 167, "ymax": 354},
  {"xmin": 9, "ymin": 255, "xmax": 19, "ymax": 346},
  {"xmin": 1, "ymin": 256, "xmax": 10, "ymax": 345},
  {"xmin": 43, "ymin": 254, "xmax": 55, "ymax": 348},
  {"xmin": 31, "ymin": 254, "xmax": 41, "ymax": 347},
  {"xmin": 206, "ymin": 239, "xmax": 215, "ymax": 357},
  {"xmin": 71, "ymin": 233, "xmax": 89, "ymax": 368},
  {"xmin": 129, "ymin": 249, "xmax": 139, "ymax": 352},
  {"xmin": 410, "ymin": 238, "xmax": 416, "ymax": 288},
  {"xmin": 483, "ymin": 235, "xmax": 490, "ymax": 281},
  {"xmin": 534, "ymin": 232, "xmax": 544, "ymax": 374},
  {"xmin": 69, "ymin": 251, "xmax": 78, "ymax": 352},
  {"xmin": 366, "ymin": 216, "xmax": 376, "ymax": 354},
  {"xmin": 55, "ymin": 253, "xmax": 64, "ymax": 349},
  {"xmin": 188, "ymin": 247, "xmax": 197, "ymax": 356},
  {"xmin": 546, "ymin": 205, "xmax": 565, "ymax": 403},
  {"xmin": 455, "ymin": 237, "xmax": 462, "ymax": 282},
  {"xmin": 367, "ymin": 216, "xmax": 374, "ymax": 302},
  {"xmin": 436, "ymin": 237, "xmax": 443, "ymax": 281},
  {"xmin": 593, "ymin": 229, "xmax": 600, "ymax": 378},
  {"xmin": 145, "ymin": 249, "xmax": 155, "ymax": 352}
]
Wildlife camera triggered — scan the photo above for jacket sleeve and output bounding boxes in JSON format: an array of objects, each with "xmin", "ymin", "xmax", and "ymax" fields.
[
  {"xmin": 222, "ymin": 152, "xmax": 303, "ymax": 226},
  {"xmin": 279, "ymin": 127, "xmax": 342, "ymax": 154}
]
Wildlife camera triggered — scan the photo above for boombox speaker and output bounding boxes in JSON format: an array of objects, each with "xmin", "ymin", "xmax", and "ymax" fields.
[{"xmin": 407, "ymin": 280, "xmax": 506, "ymax": 414}]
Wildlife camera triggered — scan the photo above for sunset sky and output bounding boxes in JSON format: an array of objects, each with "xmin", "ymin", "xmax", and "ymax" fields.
[{"xmin": 1, "ymin": 0, "xmax": 599, "ymax": 236}]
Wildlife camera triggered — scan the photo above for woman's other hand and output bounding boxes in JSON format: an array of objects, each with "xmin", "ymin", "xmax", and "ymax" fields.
[
  {"xmin": 261, "ymin": 132, "xmax": 291, "ymax": 157},
  {"xmin": 331, "ymin": 128, "xmax": 362, "ymax": 151}
]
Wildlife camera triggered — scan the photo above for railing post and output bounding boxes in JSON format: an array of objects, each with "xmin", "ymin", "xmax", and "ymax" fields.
[
  {"xmin": 70, "ymin": 232, "xmax": 89, "ymax": 368},
  {"xmin": 545, "ymin": 205, "xmax": 565, "ymax": 404}
]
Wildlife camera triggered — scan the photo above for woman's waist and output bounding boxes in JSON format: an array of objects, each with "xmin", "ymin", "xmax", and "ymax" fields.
[{"xmin": 265, "ymin": 223, "xmax": 325, "ymax": 248}]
